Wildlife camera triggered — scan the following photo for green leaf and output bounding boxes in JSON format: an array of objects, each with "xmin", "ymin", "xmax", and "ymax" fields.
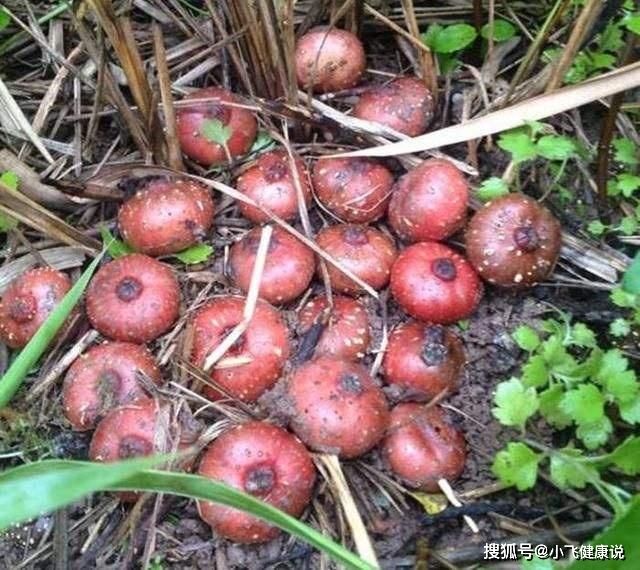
[
  {"xmin": 609, "ymin": 318, "xmax": 631, "ymax": 337},
  {"xmin": 599, "ymin": 20, "xmax": 625, "ymax": 52},
  {"xmin": 201, "ymin": 119, "xmax": 232, "ymax": 145},
  {"xmin": 616, "ymin": 174, "xmax": 640, "ymax": 198},
  {"xmin": 0, "ymin": 171, "xmax": 19, "ymax": 231},
  {"xmin": 512, "ymin": 325, "xmax": 540, "ymax": 351},
  {"xmin": 621, "ymin": 253, "xmax": 640, "ymax": 294},
  {"xmin": 569, "ymin": 322, "xmax": 596, "ymax": 347},
  {"xmin": 587, "ymin": 220, "xmax": 606, "ymax": 236},
  {"xmin": 423, "ymin": 23, "xmax": 477, "ymax": 54},
  {"xmin": 497, "ymin": 130, "xmax": 538, "ymax": 163},
  {"xmin": 549, "ymin": 450, "xmax": 597, "ymax": 489},
  {"xmin": 539, "ymin": 385, "xmax": 573, "ymax": 428},
  {"xmin": 600, "ymin": 362, "xmax": 637, "ymax": 405},
  {"xmin": 590, "ymin": 52, "xmax": 616, "ymax": 69},
  {"xmin": 612, "ymin": 138, "xmax": 638, "ymax": 165},
  {"xmin": 249, "ymin": 130, "xmax": 276, "ymax": 155},
  {"xmin": 610, "ymin": 287, "xmax": 637, "ymax": 308},
  {"xmin": 492, "ymin": 378, "xmax": 539, "ymax": 428},
  {"xmin": 619, "ymin": 397, "xmax": 640, "ymax": 424},
  {"xmin": 480, "ymin": 20, "xmax": 517, "ymax": 42},
  {"xmin": 560, "ymin": 384, "xmax": 605, "ymax": 425},
  {"xmin": 0, "ymin": 6, "xmax": 9, "ymax": 31},
  {"xmin": 0, "ymin": 170, "xmax": 19, "ymax": 189},
  {"xmin": 99, "ymin": 225, "xmax": 135, "ymax": 258},
  {"xmin": 0, "ymin": 253, "xmax": 102, "ymax": 408},
  {"xmin": 476, "ymin": 177, "xmax": 509, "ymax": 202},
  {"xmin": 606, "ymin": 436, "xmax": 640, "ymax": 475},
  {"xmin": 576, "ymin": 415, "xmax": 613, "ymax": 450},
  {"xmin": 623, "ymin": 13, "xmax": 640, "ymax": 35},
  {"xmin": 618, "ymin": 216, "xmax": 638, "ymax": 236},
  {"xmin": 0, "ymin": 460, "xmax": 373, "ymax": 570},
  {"xmin": 522, "ymin": 355, "xmax": 549, "ymax": 388},
  {"xmin": 595, "ymin": 349, "xmax": 630, "ymax": 380},
  {"xmin": 172, "ymin": 243, "xmax": 214, "ymax": 265},
  {"xmin": 536, "ymin": 135, "xmax": 577, "ymax": 160},
  {"xmin": 567, "ymin": 495, "xmax": 640, "ymax": 569},
  {"xmin": 492, "ymin": 442, "xmax": 541, "ymax": 491}
]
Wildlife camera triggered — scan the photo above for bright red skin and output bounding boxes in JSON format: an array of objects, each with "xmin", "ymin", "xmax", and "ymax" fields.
[
  {"xmin": 389, "ymin": 159, "xmax": 469, "ymax": 242},
  {"xmin": 176, "ymin": 87, "xmax": 257, "ymax": 166},
  {"xmin": 229, "ymin": 226, "xmax": 315, "ymax": 305},
  {"xmin": 86, "ymin": 254, "xmax": 180, "ymax": 343},
  {"xmin": 190, "ymin": 296, "xmax": 290, "ymax": 402},
  {"xmin": 382, "ymin": 321, "xmax": 464, "ymax": 402},
  {"xmin": 236, "ymin": 150, "xmax": 312, "ymax": 223},
  {"xmin": 316, "ymin": 224, "xmax": 397, "ymax": 295},
  {"xmin": 353, "ymin": 77, "xmax": 434, "ymax": 137},
  {"xmin": 295, "ymin": 27, "xmax": 366, "ymax": 93},
  {"xmin": 298, "ymin": 296, "xmax": 370, "ymax": 361},
  {"xmin": 0, "ymin": 267, "xmax": 72, "ymax": 349},
  {"xmin": 466, "ymin": 194, "xmax": 562, "ymax": 288},
  {"xmin": 287, "ymin": 357, "xmax": 390, "ymax": 458},
  {"xmin": 197, "ymin": 421, "xmax": 316, "ymax": 543},
  {"xmin": 382, "ymin": 403, "xmax": 466, "ymax": 492},
  {"xmin": 90, "ymin": 399, "xmax": 161, "ymax": 502},
  {"xmin": 63, "ymin": 342, "xmax": 161, "ymax": 431},
  {"xmin": 312, "ymin": 158, "xmax": 393, "ymax": 223},
  {"xmin": 118, "ymin": 176, "xmax": 214, "ymax": 256},
  {"xmin": 390, "ymin": 242, "xmax": 482, "ymax": 324}
]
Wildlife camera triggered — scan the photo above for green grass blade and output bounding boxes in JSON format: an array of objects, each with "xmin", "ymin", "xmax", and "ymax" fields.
[
  {"xmin": 110, "ymin": 470, "xmax": 374, "ymax": 570},
  {"xmin": 0, "ymin": 253, "xmax": 102, "ymax": 408},
  {"xmin": 0, "ymin": 457, "xmax": 164, "ymax": 530},
  {"xmin": 0, "ymin": 459, "xmax": 374, "ymax": 570}
]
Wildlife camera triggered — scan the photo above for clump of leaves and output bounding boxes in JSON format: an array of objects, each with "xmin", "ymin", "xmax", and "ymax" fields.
[
  {"xmin": 608, "ymin": 253, "xmax": 640, "ymax": 340},
  {"xmin": 492, "ymin": 312, "xmax": 639, "ymax": 515}
]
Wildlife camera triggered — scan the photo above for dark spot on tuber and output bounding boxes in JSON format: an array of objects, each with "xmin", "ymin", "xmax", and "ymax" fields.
[
  {"xmin": 118, "ymin": 435, "xmax": 153, "ymax": 459},
  {"xmin": 513, "ymin": 226, "xmax": 540, "ymax": 252},
  {"xmin": 8, "ymin": 296, "xmax": 37, "ymax": 323},
  {"xmin": 245, "ymin": 465, "xmax": 276, "ymax": 495},
  {"xmin": 116, "ymin": 278, "xmax": 143, "ymax": 302},
  {"xmin": 340, "ymin": 373, "xmax": 363, "ymax": 394},
  {"xmin": 432, "ymin": 258, "xmax": 457, "ymax": 281}
]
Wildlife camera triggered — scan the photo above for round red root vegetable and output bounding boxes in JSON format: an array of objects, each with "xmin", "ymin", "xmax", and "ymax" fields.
[
  {"xmin": 298, "ymin": 295, "xmax": 370, "ymax": 361},
  {"xmin": 190, "ymin": 296, "xmax": 290, "ymax": 402},
  {"xmin": 295, "ymin": 27, "xmax": 366, "ymax": 93},
  {"xmin": 118, "ymin": 176, "xmax": 214, "ymax": 255},
  {"xmin": 382, "ymin": 321, "xmax": 464, "ymax": 401},
  {"xmin": 62, "ymin": 342, "xmax": 162, "ymax": 431},
  {"xmin": 388, "ymin": 159, "xmax": 469, "ymax": 242},
  {"xmin": 89, "ymin": 399, "xmax": 171, "ymax": 501},
  {"xmin": 197, "ymin": 421, "xmax": 316, "ymax": 543},
  {"xmin": 312, "ymin": 157, "xmax": 394, "ymax": 223},
  {"xmin": 0, "ymin": 267, "xmax": 72, "ymax": 349},
  {"xmin": 382, "ymin": 403, "xmax": 466, "ymax": 492},
  {"xmin": 86, "ymin": 254, "xmax": 180, "ymax": 343},
  {"xmin": 353, "ymin": 77, "xmax": 434, "ymax": 137},
  {"xmin": 176, "ymin": 86, "xmax": 257, "ymax": 166},
  {"xmin": 229, "ymin": 226, "xmax": 315, "ymax": 305},
  {"xmin": 286, "ymin": 357, "xmax": 389, "ymax": 458},
  {"xmin": 236, "ymin": 150, "xmax": 312, "ymax": 223},
  {"xmin": 316, "ymin": 224, "xmax": 397, "ymax": 295},
  {"xmin": 465, "ymin": 193, "xmax": 562, "ymax": 288},
  {"xmin": 390, "ymin": 242, "xmax": 482, "ymax": 324}
]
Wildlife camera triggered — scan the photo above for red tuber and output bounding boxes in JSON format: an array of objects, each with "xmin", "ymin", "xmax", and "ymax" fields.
[{"xmin": 197, "ymin": 421, "xmax": 315, "ymax": 543}]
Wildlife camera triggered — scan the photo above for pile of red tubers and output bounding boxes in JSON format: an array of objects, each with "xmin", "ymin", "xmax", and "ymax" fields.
[{"xmin": 0, "ymin": 27, "xmax": 563, "ymax": 545}]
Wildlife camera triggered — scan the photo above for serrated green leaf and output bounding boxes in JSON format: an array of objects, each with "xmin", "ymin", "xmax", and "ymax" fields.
[
  {"xmin": 587, "ymin": 220, "xmax": 606, "ymax": 236},
  {"xmin": 576, "ymin": 415, "xmax": 613, "ymax": 450},
  {"xmin": 492, "ymin": 377, "xmax": 539, "ymax": 428},
  {"xmin": 606, "ymin": 436, "xmax": 640, "ymax": 475},
  {"xmin": 623, "ymin": 13, "xmax": 640, "ymax": 35},
  {"xmin": 476, "ymin": 177, "xmax": 509, "ymax": 202},
  {"xmin": 619, "ymin": 397, "xmax": 640, "ymax": 424},
  {"xmin": 561, "ymin": 384, "xmax": 605, "ymax": 425},
  {"xmin": 424, "ymin": 23, "xmax": 477, "ymax": 54},
  {"xmin": 512, "ymin": 325, "xmax": 540, "ymax": 351},
  {"xmin": 599, "ymin": 20, "xmax": 625, "ymax": 52},
  {"xmin": 610, "ymin": 287, "xmax": 637, "ymax": 308},
  {"xmin": 99, "ymin": 225, "xmax": 135, "ymax": 258},
  {"xmin": 590, "ymin": 52, "xmax": 616, "ymax": 69},
  {"xmin": 569, "ymin": 322, "xmax": 596, "ymax": 347},
  {"xmin": 539, "ymin": 385, "xmax": 573, "ymax": 428},
  {"xmin": 480, "ymin": 19, "xmax": 516, "ymax": 42},
  {"xmin": 201, "ymin": 119, "xmax": 232, "ymax": 145},
  {"xmin": 497, "ymin": 130, "xmax": 538, "ymax": 163},
  {"xmin": 621, "ymin": 253, "xmax": 640, "ymax": 294},
  {"xmin": 536, "ymin": 135, "xmax": 577, "ymax": 160},
  {"xmin": 612, "ymin": 138, "xmax": 638, "ymax": 165},
  {"xmin": 522, "ymin": 355, "xmax": 549, "ymax": 388},
  {"xmin": 618, "ymin": 216, "xmax": 638, "ymax": 236},
  {"xmin": 492, "ymin": 442, "xmax": 541, "ymax": 491},
  {"xmin": 617, "ymin": 174, "xmax": 640, "ymax": 198},
  {"xmin": 609, "ymin": 318, "xmax": 631, "ymax": 337},
  {"xmin": 549, "ymin": 450, "xmax": 597, "ymax": 489},
  {"xmin": 603, "ymin": 370, "xmax": 637, "ymax": 405},
  {"xmin": 172, "ymin": 243, "xmax": 214, "ymax": 265}
]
